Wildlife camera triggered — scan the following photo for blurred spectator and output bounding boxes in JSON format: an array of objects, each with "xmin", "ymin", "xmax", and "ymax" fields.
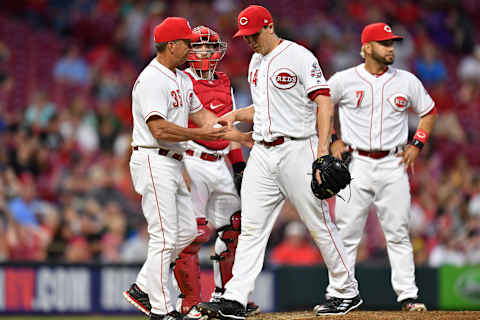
[
  {"xmin": 53, "ymin": 45, "xmax": 91, "ymax": 85},
  {"xmin": 391, "ymin": 24, "xmax": 415, "ymax": 71},
  {"xmin": 121, "ymin": 221, "xmax": 148, "ymax": 263},
  {"xmin": 269, "ymin": 221, "xmax": 323, "ymax": 266},
  {"xmin": 7, "ymin": 177, "xmax": 40, "ymax": 226},
  {"xmin": 468, "ymin": 176, "xmax": 480, "ymax": 218},
  {"xmin": 414, "ymin": 41, "xmax": 447, "ymax": 87},
  {"xmin": 457, "ymin": 44, "xmax": 480, "ymax": 83},
  {"xmin": 24, "ymin": 90, "xmax": 57, "ymax": 130},
  {"xmin": 429, "ymin": 231, "xmax": 466, "ymax": 267}
]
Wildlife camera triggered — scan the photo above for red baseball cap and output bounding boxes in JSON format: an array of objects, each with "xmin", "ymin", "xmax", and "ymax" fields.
[
  {"xmin": 233, "ymin": 5, "xmax": 273, "ymax": 38},
  {"xmin": 154, "ymin": 17, "xmax": 196, "ymax": 43},
  {"xmin": 361, "ymin": 23, "xmax": 403, "ymax": 44}
]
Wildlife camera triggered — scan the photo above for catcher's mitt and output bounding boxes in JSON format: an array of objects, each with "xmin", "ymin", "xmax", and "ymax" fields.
[{"xmin": 311, "ymin": 155, "xmax": 351, "ymax": 200}]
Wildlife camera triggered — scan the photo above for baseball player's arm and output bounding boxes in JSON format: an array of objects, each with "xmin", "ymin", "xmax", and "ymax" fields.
[
  {"xmin": 147, "ymin": 115, "xmax": 227, "ymax": 141},
  {"xmin": 397, "ymin": 112, "xmax": 437, "ymax": 172},
  {"xmin": 330, "ymin": 112, "xmax": 348, "ymax": 159},
  {"xmin": 220, "ymin": 105, "xmax": 255, "ymax": 125},
  {"xmin": 315, "ymin": 95, "xmax": 334, "ymax": 158},
  {"xmin": 189, "ymin": 108, "xmax": 219, "ymax": 127}
]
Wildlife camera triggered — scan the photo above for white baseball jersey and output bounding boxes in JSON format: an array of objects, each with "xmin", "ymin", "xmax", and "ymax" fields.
[
  {"xmin": 327, "ymin": 63, "xmax": 435, "ymax": 303},
  {"xmin": 131, "ymin": 58, "xmax": 203, "ymax": 152},
  {"xmin": 129, "ymin": 58, "xmax": 200, "ymax": 315},
  {"xmin": 328, "ymin": 63, "xmax": 434, "ymax": 151},
  {"xmin": 247, "ymin": 40, "xmax": 329, "ymax": 141},
  {"xmin": 223, "ymin": 40, "xmax": 359, "ymax": 307}
]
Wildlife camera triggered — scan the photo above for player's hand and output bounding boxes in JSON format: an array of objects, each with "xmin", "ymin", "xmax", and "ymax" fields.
[
  {"xmin": 198, "ymin": 124, "xmax": 228, "ymax": 140},
  {"xmin": 397, "ymin": 145, "xmax": 420, "ymax": 173},
  {"xmin": 219, "ymin": 110, "xmax": 237, "ymax": 127},
  {"xmin": 330, "ymin": 140, "xmax": 347, "ymax": 160},
  {"xmin": 223, "ymin": 128, "xmax": 254, "ymax": 148}
]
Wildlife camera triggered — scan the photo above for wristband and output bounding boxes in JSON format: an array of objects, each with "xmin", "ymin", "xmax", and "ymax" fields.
[
  {"xmin": 411, "ymin": 139, "xmax": 424, "ymax": 150},
  {"xmin": 413, "ymin": 129, "xmax": 429, "ymax": 144},
  {"xmin": 227, "ymin": 148, "xmax": 244, "ymax": 164}
]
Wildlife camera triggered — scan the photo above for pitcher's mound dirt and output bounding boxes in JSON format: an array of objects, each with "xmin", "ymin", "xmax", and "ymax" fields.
[{"xmin": 247, "ymin": 311, "xmax": 479, "ymax": 320}]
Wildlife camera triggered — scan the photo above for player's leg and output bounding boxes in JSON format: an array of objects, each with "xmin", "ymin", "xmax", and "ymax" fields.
[
  {"xmin": 207, "ymin": 161, "xmax": 261, "ymax": 317},
  {"xmin": 280, "ymin": 138, "xmax": 360, "ymax": 315},
  {"xmin": 374, "ymin": 162, "xmax": 423, "ymax": 308},
  {"xmin": 200, "ymin": 145, "xmax": 284, "ymax": 314},
  {"xmin": 281, "ymin": 146, "xmax": 358, "ymax": 297},
  {"xmin": 206, "ymin": 161, "xmax": 241, "ymax": 296},
  {"xmin": 173, "ymin": 158, "xmax": 211, "ymax": 316},
  {"xmin": 127, "ymin": 153, "xmax": 183, "ymax": 316},
  {"xmin": 333, "ymin": 156, "xmax": 375, "ymax": 277}
]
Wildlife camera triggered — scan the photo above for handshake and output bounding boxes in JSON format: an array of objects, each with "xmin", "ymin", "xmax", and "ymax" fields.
[{"xmin": 199, "ymin": 112, "xmax": 253, "ymax": 148}]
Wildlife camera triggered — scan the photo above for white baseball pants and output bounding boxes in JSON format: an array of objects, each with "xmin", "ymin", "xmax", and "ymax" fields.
[
  {"xmin": 130, "ymin": 149, "xmax": 197, "ymax": 315},
  {"xmin": 332, "ymin": 152, "xmax": 419, "ymax": 302},
  {"xmin": 223, "ymin": 137, "xmax": 359, "ymax": 306}
]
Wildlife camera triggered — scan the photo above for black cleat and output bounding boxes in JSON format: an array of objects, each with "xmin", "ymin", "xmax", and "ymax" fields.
[
  {"xmin": 150, "ymin": 311, "xmax": 184, "ymax": 319},
  {"xmin": 245, "ymin": 302, "xmax": 260, "ymax": 317},
  {"xmin": 198, "ymin": 298, "xmax": 246, "ymax": 320},
  {"xmin": 123, "ymin": 283, "xmax": 152, "ymax": 316},
  {"xmin": 314, "ymin": 295, "xmax": 362, "ymax": 316}
]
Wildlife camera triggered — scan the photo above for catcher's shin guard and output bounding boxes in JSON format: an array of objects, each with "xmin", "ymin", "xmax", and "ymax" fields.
[
  {"xmin": 174, "ymin": 218, "xmax": 211, "ymax": 314},
  {"xmin": 211, "ymin": 211, "xmax": 241, "ymax": 289}
]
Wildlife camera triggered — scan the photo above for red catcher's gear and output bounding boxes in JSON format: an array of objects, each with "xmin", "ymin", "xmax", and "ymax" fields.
[
  {"xmin": 188, "ymin": 26, "xmax": 227, "ymax": 80},
  {"xmin": 211, "ymin": 211, "xmax": 241, "ymax": 288},
  {"xmin": 187, "ymin": 72, "xmax": 233, "ymax": 150},
  {"xmin": 174, "ymin": 218, "xmax": 211, "ymax": 314}
]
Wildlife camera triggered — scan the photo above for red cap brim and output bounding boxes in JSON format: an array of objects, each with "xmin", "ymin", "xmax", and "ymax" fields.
[{"xmin": 233, "ymin": 27, "xmax": 262, "ymax": 38}]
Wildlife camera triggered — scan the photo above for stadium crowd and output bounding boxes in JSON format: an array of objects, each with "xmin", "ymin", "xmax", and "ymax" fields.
[{"xmin": 0, "ymin": 0, "xmax": 479, "ymax": 267}]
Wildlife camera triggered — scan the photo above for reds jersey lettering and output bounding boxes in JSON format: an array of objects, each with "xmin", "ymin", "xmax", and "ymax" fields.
[
  {"xmin": 250, "ymin": 69, "xmax": 258, "ymax": 86},
  {"xmin": 171, "ymin": 89, "xmax": 183, "ymax": 108},
  {"xmin": 247, "ymin": 40, "xmax": 329, "ymax": 141},
  {"xmin": 328, "ymin": 64, "xmax": 435, "ymax": 150},
  {"xmin": 185, "ymin": 69, "xmax": 234, "ymax": 151},
  {"xmin": 271, "ymin": 68, "xmax": 297, "ymax": 89}
]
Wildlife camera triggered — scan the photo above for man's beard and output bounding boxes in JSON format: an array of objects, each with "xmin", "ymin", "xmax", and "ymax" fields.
[{"xmin": 372, "ymin": 50, "xmax": 394, "ymax": 65}]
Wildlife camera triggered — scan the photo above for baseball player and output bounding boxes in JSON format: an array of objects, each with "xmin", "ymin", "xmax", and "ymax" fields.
[
  {"xmin": 324, "ymin": 22, "xmax": 437, "ymax": 312},
  {"xmin": 171, "ymin": 25, "xmax": 259, "ymax": 319},
  {"xmin": 121, "ymin": 17, "xmax": 243, "ymax": 320},
  {"xmin": 197, "ymin": 5, "xmax": 361, "ymax": 319}
]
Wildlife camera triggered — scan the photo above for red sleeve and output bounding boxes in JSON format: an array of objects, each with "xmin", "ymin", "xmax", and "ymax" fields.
[
  {"xmin": 308, "ymin": 88, "xmax": 330, "ymax": 101},
  {"xmin": 424, "ymin": 106, "xmax": 438, "ymax": 116}
]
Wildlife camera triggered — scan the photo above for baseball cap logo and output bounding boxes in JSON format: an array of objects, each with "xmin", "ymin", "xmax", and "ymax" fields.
[
  {"xmin": 384, "ymin": 25, "xmax": 392, "ymax": 33},
  {"xmin": 239, "ymin": 16, "xmax": 248, "ymax": 26}
]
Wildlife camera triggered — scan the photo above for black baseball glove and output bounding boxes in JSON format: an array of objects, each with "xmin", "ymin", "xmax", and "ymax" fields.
[
  {"xmin": 311, "ymin": 155, "xmax": 351, "ymax": 200},
  {"xmin": 232, "ymin": 161, "xmax": 246, "ymax": 195}
]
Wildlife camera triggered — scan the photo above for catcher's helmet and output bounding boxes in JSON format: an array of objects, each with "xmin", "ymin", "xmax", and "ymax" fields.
[{"xmin": 188, "ymin": 26, "xmax": 227, "ymax": 80}]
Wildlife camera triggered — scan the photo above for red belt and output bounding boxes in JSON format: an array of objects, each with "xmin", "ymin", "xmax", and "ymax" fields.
[
  {"xmin": 185, "ymin": 149, "xmax": 222, "ymax": 162},
  {"xmin": 349, "ymin": 147, "xmax": 392, "ymax": 159},
  {"xmin": 259, "ymin": 136, "xmax": 288, "ymax": 147},
  {"xmin": 133, "ymin": 146, "xmax": 183, "ymax": 161}
]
